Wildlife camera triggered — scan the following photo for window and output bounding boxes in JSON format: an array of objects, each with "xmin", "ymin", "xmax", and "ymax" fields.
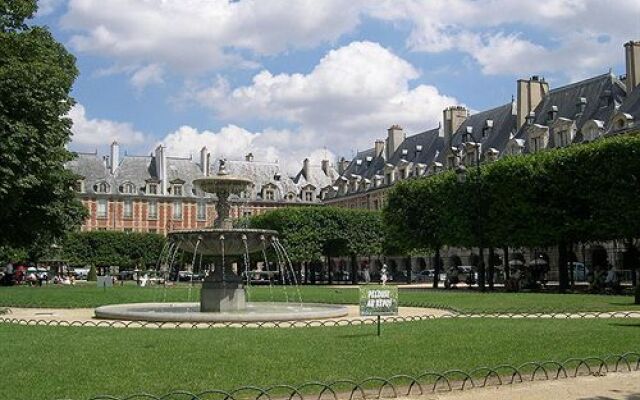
[
  {"xmin": 556, "ymin": 130, "xmax": 571, "ymax": 147},
  {"xmin": 95, "ymin": 182, "xmax": 110, "ymax": 193},
  {"xmin": 148, "ymin": 200, "xmax": 158, "ymax": 219},
  {"xmin": 123, "ymin": 199, "xmax": 133, "ymax": 218},
  {"xmin": 172, "ymin": 200, "xmax": 182, "ymax": 219},
  {"xmin": 73, "ymin": 180, "xmax": 85, "ymax": 193},
  {"xmin": 304, "ymin": 191, "xmax": 314, "ymax": 202},
  {"xmin": 531, "ymin": 136, "xmax": 545, "ymax": 152},
  {"xmin": 197, "ymin": 202, "xmax": 206, "ymax": 221},
  {"xmin": 147, "ymin": 183, "xmax": 158, "ymax": 195},
  {"xmin": 386, "ymin": 173, "xmax": 393, "ymax": 184},
  {"xmin": 264, "ymin": 189, "xmax": 275, "ymax": 200},
  {"xmin": 120, "ymin": 183, "xmax": 135, "ymax": 194},
  {"xmin": 243, "ymin": 211, "xmax": 252, "ymax": 217},
  {"xmin": 373, "ymin": 199, "xmax": 379, "ymax": 210},
  {"xmin": 124, "ymin": 228, "xmax": 133, "ymax": 233},
  {"xmin": 149, "ymin": 228, "xmax": 157, "ymax": 234},
  {"xmin": 97, "ymin": 199, "xmax": 108, "ymax": 218},
  {"xmin": 172, "ymin": 184, "xmax": 183, "ymax": 196},
  {"xmin": 171, "ymin": 201, "xmax": 181, "ymax": 219}
]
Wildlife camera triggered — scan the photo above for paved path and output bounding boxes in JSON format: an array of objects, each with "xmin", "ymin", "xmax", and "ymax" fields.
[
  {"xmin": 402, "ymin": 371, "xmax": 640, "ymax": 400},
  {"xmin": 0, "ymin": 305, "xmax": 449, "ymax": 328}
]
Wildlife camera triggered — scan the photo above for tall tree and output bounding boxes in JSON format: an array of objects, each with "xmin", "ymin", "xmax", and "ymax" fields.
[{"xmin": 0, "ymin": 0, "xmax": 86, "ymax": 248}]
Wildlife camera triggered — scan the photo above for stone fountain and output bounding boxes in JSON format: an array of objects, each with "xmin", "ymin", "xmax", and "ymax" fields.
[
  {"xmin": 171, "ymin": 159, "xmax": 276, "ymax": 312},
  {"xmin": 94, "ymin": 159, "xmax": 348, "ymax": 323}
]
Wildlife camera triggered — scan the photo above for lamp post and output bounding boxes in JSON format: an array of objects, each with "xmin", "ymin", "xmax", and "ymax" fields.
[{"xmin": 455, "ymin": 127, "xmax": 486, "ymax": 291}]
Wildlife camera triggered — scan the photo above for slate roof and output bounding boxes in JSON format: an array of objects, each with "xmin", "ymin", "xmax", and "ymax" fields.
[
  {"xmin": 387, "ymin": 127, "xmax": 443, "ymax": 167},
  {"xmin": 66, "ymin": 151, "xmax": 332, "ymax": 202},
  {"xmin": 342, "ymin": 148, "xmax": 385, "ymax": 179},
  {"xmin": 529, "ymin": 73, "xmax": 626, "ymax": 130},
  {"xmin": 618, "ymin": 85, "xmax": 640, "ymax": 121}
]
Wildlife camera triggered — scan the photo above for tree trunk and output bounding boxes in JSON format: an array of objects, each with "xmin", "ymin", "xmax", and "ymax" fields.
[
  {"xmin": 478, "ymin": 247, "xmax": 486, "ymax": 291},
  {"xmin": 304, "ymin": 262, "xmax": 309, "ymax": 284},
  {"xmin": 405, "ymin": 257, "xmax": 412, "ymax": 284},
  {"xmin": 558, "ymin": 241, "xmax": 569, "ymax": 292},
  {"xmin": 327, "ymin": 255, "xmax": 333, "ymax": 285},
  {"xmin": 310, "ymin": 261, "xmax": 316, "ymax": 285},
  {"xmin": 503, "ymin": 246, "xmax": 510, "ymax": 280},
  {"xmin": 488, "ymin": 247, "xmax": 495, "ymax": 290},
  {"xmin": 351, "ymin": 254, "xmax": 358, "ymax": 285},
  {"xmin": 433, "ymin": 247, "xmax": 441, "ymax": 289}
]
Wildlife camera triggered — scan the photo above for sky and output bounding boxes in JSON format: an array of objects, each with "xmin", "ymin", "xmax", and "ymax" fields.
[{"xmin": 33, "ymin": 0, "xmax": 640, "ymax": 173}]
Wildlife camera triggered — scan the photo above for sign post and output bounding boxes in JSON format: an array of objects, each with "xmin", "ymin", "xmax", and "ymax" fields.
[{"xmin": 359, "ymin": 285, "xmax": 398, "ymax": 336}]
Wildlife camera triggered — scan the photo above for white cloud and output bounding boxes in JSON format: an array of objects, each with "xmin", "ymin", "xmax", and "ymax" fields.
[
  {"xmin": 157, "ymin": 125, "xmax": 334, "ymax": 174},
  {"xmin": 371, "ymin": 0, "xmax": 639, "ymax": 80},
  {"xmin": 189, "ymin": 41, "xmax": 459, "ymax": 153},
  {"xmin": 130, "ymin": 63, "xmax": 165, "ymax": 90},
  {"xmin": 61, "ymin": 0, "xmax": 365, "ymax": 80},
  {"xmin": 68, "ymin": 104, "xmax": 147, "ymax": 150}
]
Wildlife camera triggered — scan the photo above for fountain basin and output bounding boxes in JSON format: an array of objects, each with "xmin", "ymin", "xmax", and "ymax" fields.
[
  {"xmin": 167, "ymin": 228, "xmax": 279, "ymax": 256},
  {"xmin": 95, "ymin": 302, "xmax": 349, "ymax": 323}
]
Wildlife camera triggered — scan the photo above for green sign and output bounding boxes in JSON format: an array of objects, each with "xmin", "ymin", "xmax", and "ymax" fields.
[{"xmin": 359, "ymin": 285, "xmax": 398, "ymax": 316}]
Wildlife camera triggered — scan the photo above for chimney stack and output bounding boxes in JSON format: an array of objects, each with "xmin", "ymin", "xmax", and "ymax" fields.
[
  {"xmin": 110, "ymin": 141, "xmax": 119, "ymax": 174},
  {"xmin": 443, "ymin": 106, "xmax": 469, "ymax": 147},
  {"xmin": 154, "ymin": 145, "xmax": 168, "ymax": 195},
  {"xmin": 517, "ymin": 76, "xmax": 549, "ymax": 129},
  {"xmin": 338, "ymin": 157, "xmax": 349, "ymax": 175},
  {"xmin": 200, "ymin": 146, "xmax": 210, "ymax": 176},
  {"xmin": 625, "ymin": 40, "xmax": 640, "ymax": 92},
  {"xmin": 321, "ymin": 159, "xmax": 330, "ymax": 175},
  {"xmin": 302, "ymin": 158, "xmax": 310, "ymax": 179},
  {"xmin": 374, "ymin": 140, "xmax": 385, "ymax": 158},
  {"xmin": 386, "ymin": 124, "xmax": 405, "ymax": 160}
]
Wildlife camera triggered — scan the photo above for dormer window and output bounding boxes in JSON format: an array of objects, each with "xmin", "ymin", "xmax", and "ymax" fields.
[
  {"xmin": 304, "ymin": 191, "xmax": 314, "ymax": 202},
  {"xmin": 416, "ymin": 145, "xmax": 423, "ymax": 152},
  {"xmin": 555, "ymin": 130, "xmax": 571, "ymax": 147},
  {"xmin": 120, "ymin": 182, "xmax": 135, "ymax": 194},
  {"xmin": 401, "ymin": 149, "xmax": 408, "ymax": 156},
  {"xmin": 94, "ymin": 181, "xmax": 110, "ymax": 194},
  {"xmin": 147, "ymin": 183, "xmax": 158, "ymax": 195},
  {"xmin": 365, "ymin": 156, "xmax": 373, "ymax": 163},
  {"xmin": 356, "ymin": 159, "xmax": 363, "ymax": 165},
  {"xmin": 273, "ymin": 173, "xmax": 281, "ymax": 181},
  {"xmin": 287, "ymin": 192, "xmax": 295, "ymax": 201},
  {"xmin": 73, "ymin": 179, "xmax": 85, "ymax": 193},
  {"xmin": 263, "ymin": 187, "xmax": 276, "ymax": 200},
  {"xmin": 170, "ymin": 184, "xmax": 183, "ymax": 196}
]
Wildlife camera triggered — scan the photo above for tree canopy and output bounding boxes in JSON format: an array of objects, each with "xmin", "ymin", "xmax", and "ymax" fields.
[
  {"xmin": 0, "ymin": 0, "xmax": 86, "ymax": 248},
  {"xmin": 384, "ymin": 132, "xmax": 640, "ymax": 253},
  {"xmin": 62, "ymin": 231, "xmax": 166, "ymax": 268},
  {"xmin": 249, "ymin": 207, "xmax": 384, "ymax": 262}
]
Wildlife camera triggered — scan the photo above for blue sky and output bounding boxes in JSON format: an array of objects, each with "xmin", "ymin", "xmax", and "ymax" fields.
[{"xmin": 34, "ymin": 0, "xmax": 640, "ymax": 172}]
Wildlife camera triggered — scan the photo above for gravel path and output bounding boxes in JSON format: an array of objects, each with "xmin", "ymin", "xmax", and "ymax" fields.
[{"xmin": 405, "ymin": 371, "xmax": 640, "ymax": 400}]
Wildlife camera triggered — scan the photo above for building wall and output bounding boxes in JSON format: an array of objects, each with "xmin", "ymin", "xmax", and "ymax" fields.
[
  {"xmin": 79, "ymin": 196, "xmax": 289, "ymax": 235},
  {"xmin": 323, "ymin": 187, "xmax": 389, "ymax": 210}
]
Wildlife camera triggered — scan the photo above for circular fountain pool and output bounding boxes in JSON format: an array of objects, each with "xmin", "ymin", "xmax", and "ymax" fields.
[{"xmin": 95, "ymin": 302, "xmax": 349, "ymax": 323}]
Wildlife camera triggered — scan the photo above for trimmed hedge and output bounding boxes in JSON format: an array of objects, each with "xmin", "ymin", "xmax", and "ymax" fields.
[{"xmin": 384, "ymin": 132, "xmax": 640, "ymax": 251}]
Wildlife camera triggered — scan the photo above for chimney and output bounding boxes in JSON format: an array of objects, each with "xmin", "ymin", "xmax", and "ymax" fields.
[
  {"xmin": 302, "ymin": 158, "xmax": 310, "ymax": 179},
  {"xmin": 200, "ymin": 146, "xmax": 210, "ymax": 176},
  {"xmin": 625, "ymin": 40, "xmax": 640, "ymax": 92},
  {"xmin": 517, "ymin": 76, "xmax": 549, "ymax": 129},
  {"xmin": 154, "ymin": 145, "xmax": 167, "ymax": 195},
  {"xmin": 245, "ymin": 152, "xmax": 254, "ymax": 162},
  {"xmin": 109, "ymin": 141, "xmax": 119, "ymax": 174},
  {"xmin": 321, "ymin": 159, "xmax": 330, "ymax": 175},
  {"xmin": 338, "ymin": 157, "xmax": 349, "ymax": 175},
  {"xmin": 443, "ymin": 106, "xmax": 469, "ymax": 146},
  {"xmin": 386, "ymin": 124, "xmax": 405, "ymax": 160},
  {"xmin": 374, "ymin": 140, "xmax": 385, "ymax": 158}
]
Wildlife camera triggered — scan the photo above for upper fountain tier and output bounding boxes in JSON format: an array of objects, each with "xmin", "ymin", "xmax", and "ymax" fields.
[{"xmin": 192, "ymin": 159, "xmax": 253, "ymax": 197}]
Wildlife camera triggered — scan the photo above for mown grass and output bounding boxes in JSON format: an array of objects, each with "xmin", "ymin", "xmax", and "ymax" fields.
[
  {"xmin": 1, "ymin": 283, "xmax": 638, "ymax": 312},
  {"xmin": 2, "ymin": 318, "xmax": 639, "ymax": 400}
]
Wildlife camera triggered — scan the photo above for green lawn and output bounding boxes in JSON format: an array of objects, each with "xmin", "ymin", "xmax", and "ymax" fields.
[
  {"xmin": 1, "ymin": 283, "xmax": 638, "ymax": 312},
  {"xmin": 1, "ymin": 318, "xmax": 639, "ymax": 400}
]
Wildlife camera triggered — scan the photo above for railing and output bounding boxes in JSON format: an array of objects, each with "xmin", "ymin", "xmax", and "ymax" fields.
[{"xmin": 82, "ymin": 352, "xmax": 640, "ymax": 400}]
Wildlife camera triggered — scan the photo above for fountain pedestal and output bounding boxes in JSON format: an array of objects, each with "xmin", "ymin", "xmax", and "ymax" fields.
[{"xmin": 201, "ymin": 279, "xmax": 246, "ymax": 312}]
